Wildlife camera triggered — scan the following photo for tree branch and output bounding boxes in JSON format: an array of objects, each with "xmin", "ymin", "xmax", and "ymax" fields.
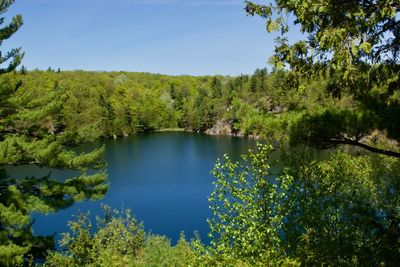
[{"xmin": 330, "ymin": 138, "xmax": 400, "ymax": 158}]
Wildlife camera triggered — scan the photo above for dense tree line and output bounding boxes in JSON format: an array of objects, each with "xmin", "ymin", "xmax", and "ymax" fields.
[
  {"xmin": 14, "ymin": 68, "xmax": 342, "ymax": 142},
  {"xmin": 17, "ymin": 61, "xmax": 395, "ymax": 159}
]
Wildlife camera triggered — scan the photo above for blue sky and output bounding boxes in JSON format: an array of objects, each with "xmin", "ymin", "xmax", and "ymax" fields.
[{"xmin": 4, "ymin": 0, "xmax": 285, "ymax": 76}]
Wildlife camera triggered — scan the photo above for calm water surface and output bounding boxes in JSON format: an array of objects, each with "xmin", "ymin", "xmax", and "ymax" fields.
[{"xmin": 15, "ymin": 132, "xmax": 257, "ymax": 244}]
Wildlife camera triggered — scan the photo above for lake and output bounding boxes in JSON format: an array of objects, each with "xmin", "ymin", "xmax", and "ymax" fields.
[{"xmin": 9, "ymin": 132, "xmax": 257, "ymax": 244}]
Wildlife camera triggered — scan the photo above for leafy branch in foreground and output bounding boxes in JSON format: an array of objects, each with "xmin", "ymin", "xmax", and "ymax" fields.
[
  {"xmin": 208, "ymin": 144, "xmax": 298, "ymax": 266},
  {"xmin": 208, "ymin": 143, "xmax": 400, "ymax": 265},
  {"xmin": 246, "ymin": 0, "xmax": 400, "ymax": 157}
]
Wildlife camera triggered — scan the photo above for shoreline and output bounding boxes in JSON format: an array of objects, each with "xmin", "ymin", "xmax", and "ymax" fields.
[{"xmin": 154, "ymin": 128, "xmax": 186, "ymax": 132}]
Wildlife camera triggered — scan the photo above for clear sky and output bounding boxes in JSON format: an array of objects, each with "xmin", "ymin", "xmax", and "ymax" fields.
[{"xmin": 3, "ymin": 0, "xmax": 284, "ymax": 76}]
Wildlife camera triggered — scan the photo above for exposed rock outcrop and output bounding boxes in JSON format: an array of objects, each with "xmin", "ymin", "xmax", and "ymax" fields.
[
  {"xmin": 205, "ymin": 120, "xmax": 248, "ymax": 137},
  {"xmin": 205, "ymin": 120, "xmax": 232, "ymax": 136}
]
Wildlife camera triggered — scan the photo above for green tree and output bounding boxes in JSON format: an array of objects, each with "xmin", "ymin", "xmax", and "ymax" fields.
[
  {"xmin": 211, "ymin": 76, "xmax": 223, "ymax": 98},
  {"xmin": 246, "ymin": 0, "xmax": 400, "ymax": 157},
  {"xmin": 45, "ymin": 206, "xmax": 197, "ymax": 267},
  {"xmin": 208, "ymin": 144, "xmax": 297, "ymax": 265},
  {"xmin": 0, "ymin": 1, "xmax": 108, "ymax": 265},
  {"xmin": 209, "ymin": 144, "xmax": 400, "ymax": 265},
  {"xmin": 190, "ymin": 86, "xmax": 214, "ymax": 131}
]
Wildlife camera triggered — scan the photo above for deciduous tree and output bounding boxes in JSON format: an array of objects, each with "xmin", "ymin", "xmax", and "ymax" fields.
[{"xmin": 246, "ymin": 0, "xmax": 400, "ymax": 157}]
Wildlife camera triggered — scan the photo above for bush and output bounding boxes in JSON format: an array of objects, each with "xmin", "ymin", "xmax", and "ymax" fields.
[
  {"xmin": 208, "ymin": 144, "xmax": 400, "ymax": 266},
  {"xmin": 45, "ymin": 206, "xmax": 199, "ymax": 267}
]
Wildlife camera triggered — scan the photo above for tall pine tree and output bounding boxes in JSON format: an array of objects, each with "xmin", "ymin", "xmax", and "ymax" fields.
[{"xmin": 0, "ymin": 1, "xmax": 108, "ymax": 265}]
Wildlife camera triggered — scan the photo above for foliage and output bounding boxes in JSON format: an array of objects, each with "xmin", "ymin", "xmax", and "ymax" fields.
[
  {"xmin": 0, "ymin": 2, "xmax": 108, "ymax": 265},
  {"xmin": 46, "ymin": 204, "xmax": 300, "ymax": 267},
  {"xmin": 208, "ymin": 144, "xmax": 298, "ymax": 265},
  {"xmin": 246, "ymin": 0, "xmax": 400, "ymax": 156},
  {"xmin": 246, "ymin": 0, "xmax": 400, "ymax": 84},
  {"xmin": 45, "ymin": 206, "xmax": 198, "ymax": 267},
  {"xmin": 288, "ymin": 107, "xmax": 384, "ymax": 150},
  {"xmin": 14, "ymin": 68, "xmax": 318, "ymax": 143},
  {"xmin": 209, "ymin": 143, "xmax": 400, "ymax": 266},
  {"xmin": 283, "ymin": 150, "xmax": 400, "ymax": 266}
]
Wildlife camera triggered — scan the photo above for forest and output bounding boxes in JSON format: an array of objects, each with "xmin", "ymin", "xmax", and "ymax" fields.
[
  {"xmin": 11, "ymin": 67, "xmax": 332, "ymax": 143},
  {"xmin": 1, "ymin": 0, "xmax": 400, "ymax": 266}
]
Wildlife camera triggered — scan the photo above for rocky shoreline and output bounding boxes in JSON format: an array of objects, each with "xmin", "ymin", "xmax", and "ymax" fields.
[
  {"xmin": 205, "ymin": 120, "xmax": 260, "ymax": 140},
  {"xmin": 109, "ymin": 120, "xmax": 261, "ymax": 140}
]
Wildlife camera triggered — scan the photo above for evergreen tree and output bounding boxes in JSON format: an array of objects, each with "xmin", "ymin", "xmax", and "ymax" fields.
[
  {"xmin": 19, "ymin": 65, "xmax": 26, "ymax": 75},
  {"xmin": 0, "ymin": 1, "xmax": 108, "ymax": 265},
  {"xmin": 210, "ymin": 76, "xmax": 223, "ymax": 98}
]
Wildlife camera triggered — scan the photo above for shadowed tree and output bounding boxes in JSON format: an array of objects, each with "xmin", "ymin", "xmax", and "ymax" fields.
[{"xmin": 246, "ymin": 0, "xmax": 400, "ymax": 157}]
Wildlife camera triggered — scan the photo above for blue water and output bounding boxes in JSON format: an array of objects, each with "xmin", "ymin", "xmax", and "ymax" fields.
[{"xmin": 12, "ymin": 132, "xmax": 257, "ymax": 244}]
